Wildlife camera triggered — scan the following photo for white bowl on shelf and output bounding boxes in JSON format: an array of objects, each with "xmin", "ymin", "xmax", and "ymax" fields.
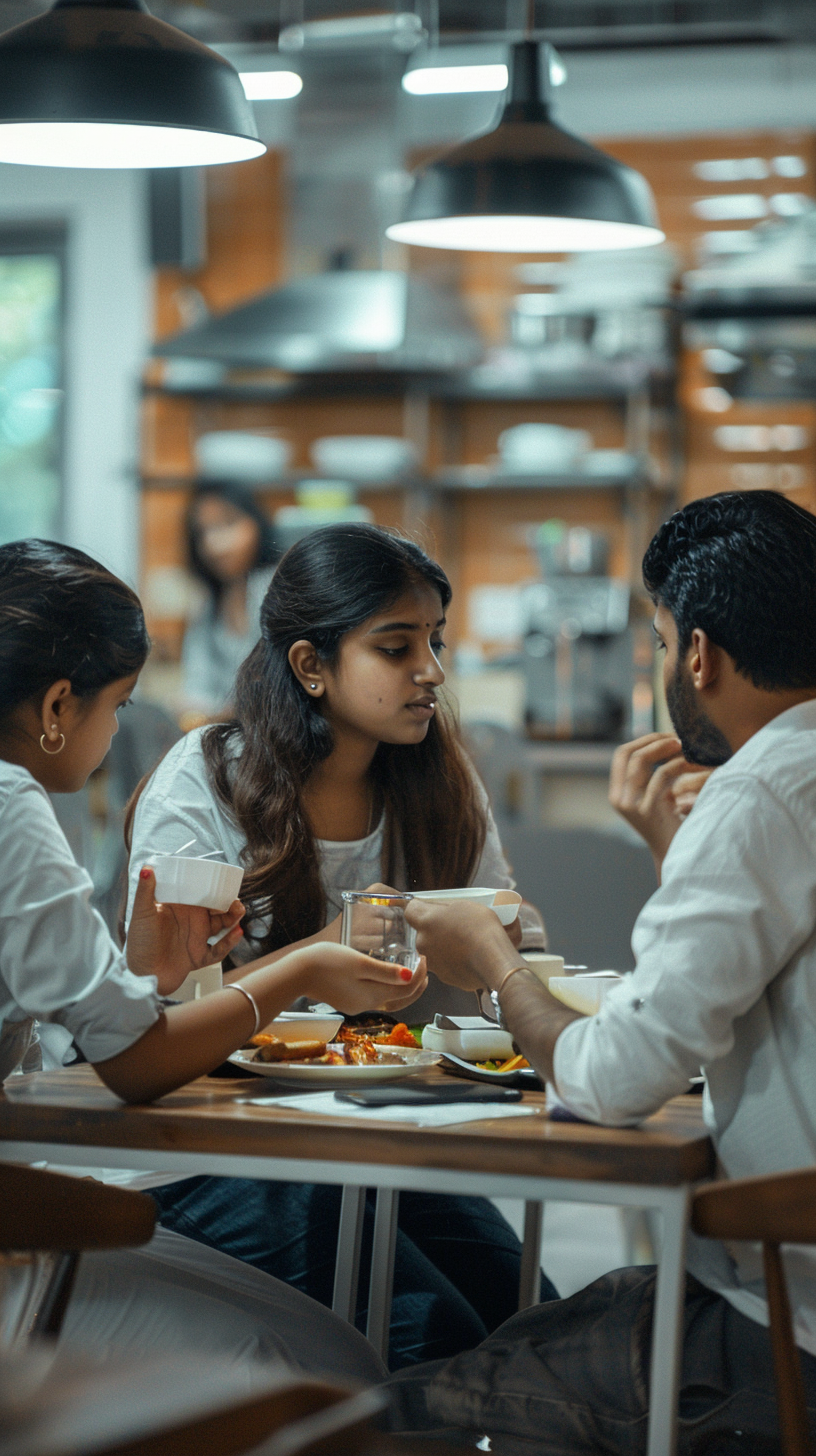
[
  {"xmin": 498, "ymin": 424, "xmax": 592, "ymax": 474},
  {"xmin": 195, "ymin": 431, "xmax": 291, "ymax": 482},
  {"xmin": 311, "ymin": 435, "xmax": 418, "ymax": 482}
]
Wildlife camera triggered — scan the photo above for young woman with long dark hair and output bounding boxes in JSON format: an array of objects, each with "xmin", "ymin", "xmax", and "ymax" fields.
[
  {"xmin": 183, "ymin": 480, "xmax": 279, "ymax": 718},
  {"xmin": 0, "ymin": 536, "xmax": 418, "ymax": 1381},
  {"xmin": 127, "ymin": 523, "xmax": 553, "ymax": 1369}
]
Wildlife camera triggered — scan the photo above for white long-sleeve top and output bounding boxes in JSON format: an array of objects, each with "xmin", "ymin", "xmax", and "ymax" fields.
[
  {"xmin": 554, "ymin": 699, "xmax": 816, "ymax": 1353},
  {"xmin": 0, "ymin": 760, "xmax": 160, "ymax": 1077}
]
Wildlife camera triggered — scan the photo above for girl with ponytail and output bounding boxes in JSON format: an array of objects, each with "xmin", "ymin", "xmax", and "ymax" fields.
[{"xmin": 0, "ymin": 536, "xmax": 412, "ymax": 1381}]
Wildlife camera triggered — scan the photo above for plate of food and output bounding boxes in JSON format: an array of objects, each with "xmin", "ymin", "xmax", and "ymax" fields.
[
  {"xmin": 440, "ymin": 1051, "xmax": 543, "ymax": 1089},
  {"xmin": 228, "ymin": 1022, "xmax": 439, "ymax": 1084}
]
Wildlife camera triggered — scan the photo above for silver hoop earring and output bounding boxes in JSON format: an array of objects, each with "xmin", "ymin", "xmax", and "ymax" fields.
[{"xmin": 40, "ymin": 732, "xmax": 65, "ymax": 756}]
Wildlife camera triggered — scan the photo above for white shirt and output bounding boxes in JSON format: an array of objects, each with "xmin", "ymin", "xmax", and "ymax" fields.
[
  {"xmin": 127, "ymin": 726, "xmax": 518, "ymax": 1018},
  {"xmin": 0, "ymin": 760, "xmax": 159, "ymax": 1075},
  {"xmin": 553, "ymin": 699, "xmax": 816, "ymax": 1353}
]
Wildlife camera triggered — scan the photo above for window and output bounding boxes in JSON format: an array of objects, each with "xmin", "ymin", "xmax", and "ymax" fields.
[{"xmin": 0, "ymin": 227, "xmax": 65, "ymax": 544}]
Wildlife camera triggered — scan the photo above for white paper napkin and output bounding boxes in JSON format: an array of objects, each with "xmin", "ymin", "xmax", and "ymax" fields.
[{"xmin": 244, "ymin": 1090, "xmax": 544, "ymax": 1127}]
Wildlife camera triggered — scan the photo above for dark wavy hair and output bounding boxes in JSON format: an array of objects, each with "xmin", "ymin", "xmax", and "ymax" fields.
[
  {"xmin": 201, "ymin": 524, "xmax": 487, "ymax": 953},
  {"xmin": 643, "ymin": 490, "xmax": 816, "ymax": 691},
  {"xmin": 0, "ymin": 539, "xmax": 149, "ymax": 729},
  {"xmin": 187, "ymin": 480, "xmax": 279, "ymax": 603}
]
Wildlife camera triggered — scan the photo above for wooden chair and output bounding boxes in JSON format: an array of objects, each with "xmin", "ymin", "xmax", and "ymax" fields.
[
  {"xmin": 0, "ymin": 1160, "xmax": 156, "ymax": 1340},
  {"xmin": 692, "ymin": 1166, "xmax": 816, "ymax": 1456}
]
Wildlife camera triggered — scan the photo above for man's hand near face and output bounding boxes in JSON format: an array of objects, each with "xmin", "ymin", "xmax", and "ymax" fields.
[
  {"xmin": 404, "ymin": 899, "xmax": 582, "ymax": 1082},
  {"xmin": 609, "ymin": 732, "xmax": 713, "ymax": 880}
]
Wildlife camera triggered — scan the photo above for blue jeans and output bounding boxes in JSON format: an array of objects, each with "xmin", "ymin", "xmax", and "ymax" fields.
[
  {"xmin": 384, "ymin": 1267, "xmax": 816, "ymax": 1453},
  {"xmin": 151, "ymin": 1178, "xmax": 557, "ymax": 1370}
]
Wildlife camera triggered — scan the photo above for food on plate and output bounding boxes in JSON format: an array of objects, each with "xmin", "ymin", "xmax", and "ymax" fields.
[
  {"xmin": 247, "ymin": 1024, "xmax": 414, "ymax": 1068},
  {"xmin": 475, "ymin": 1053, "xmax": 531, "ymax": 1073},
  {"xmin": 373, "ymin": 1022, "xmax": 420, "ymax": 1049},
  {"xmin": 252, "ymin": 1037, "xmax": 328, "ymax": 1063}
]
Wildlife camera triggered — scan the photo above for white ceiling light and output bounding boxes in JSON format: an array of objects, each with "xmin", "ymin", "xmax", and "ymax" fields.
[
  {"xmin": 240, "ymin": 70, "xmax": 302, "ymax": 100},
  {"xmin": 402, "ymin": 63, "xmax": 508, "ymax": 95},
  {"xmin": 0, "ymin": 0, "xmax": 265, "ymax": 169},
  {"xmin": 388, "ymin": 41, "xmax": 663, "ymax": 254}
]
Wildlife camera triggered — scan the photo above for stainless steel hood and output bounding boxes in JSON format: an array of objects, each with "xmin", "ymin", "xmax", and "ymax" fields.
[{"xmin": 155, "ymin": 269, "xmax": 483, "ymax": 373}]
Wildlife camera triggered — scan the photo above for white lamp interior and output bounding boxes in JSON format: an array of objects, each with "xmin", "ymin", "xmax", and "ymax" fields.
[
  {"xmin": 386, "ymin": 214, "xmax": 666, "ymax": 252},
  {"xmin": 0, "ymin": 121, "xmax": 266, "ymax": 168}
]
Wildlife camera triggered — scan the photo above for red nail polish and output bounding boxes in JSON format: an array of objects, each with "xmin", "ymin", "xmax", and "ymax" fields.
[
  {"xmin": 139, "ymin": 867, "xmax": 152, "ymax": 880},
  {"xmin": 400, "ymin": 967, "xmax": 412, "ymax": 982}
]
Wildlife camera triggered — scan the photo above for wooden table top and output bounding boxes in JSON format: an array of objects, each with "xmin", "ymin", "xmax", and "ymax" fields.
[{"xmin": 0, "ymin": 1065, "xmax": 714, "ymax": 1187}]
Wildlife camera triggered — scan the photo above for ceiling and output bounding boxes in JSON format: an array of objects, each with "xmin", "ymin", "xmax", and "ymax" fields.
[{"xmin": 2, "ymin": 0, "xmax": 816, "ymax": 47}]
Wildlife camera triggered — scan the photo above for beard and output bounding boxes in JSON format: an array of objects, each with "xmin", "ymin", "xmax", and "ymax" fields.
[{"xmin": 665, "ymin": 661, "xmax": 732, "ymax": 767}]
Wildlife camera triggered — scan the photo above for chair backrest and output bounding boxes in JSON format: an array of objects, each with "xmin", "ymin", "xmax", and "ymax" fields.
[
  {"xmin": 0, "ymin": 1163, "xmax": 156, "ymax": 1347},
  {"xmin": 692, "ymin": 1167, "xmax": 816, "ymax": 1456},
  {"xmin": 0, "ymin": 1162, "xmax": 156, "ymax": 1253}
]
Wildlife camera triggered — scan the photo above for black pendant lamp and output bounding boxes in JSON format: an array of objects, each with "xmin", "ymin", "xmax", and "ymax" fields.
[
  {"xmin": 387, "ymin": 41, "xmax": 664, "ymax": 252},
  {"xmin": 0, "ymin": 0, "xmax": 265, "ymax": 168}
]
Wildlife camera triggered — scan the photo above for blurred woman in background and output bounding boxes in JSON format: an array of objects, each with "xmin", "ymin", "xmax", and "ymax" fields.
[{"xmin": 183, "ymin": 481, "xmax": 279, "ymax": 719}]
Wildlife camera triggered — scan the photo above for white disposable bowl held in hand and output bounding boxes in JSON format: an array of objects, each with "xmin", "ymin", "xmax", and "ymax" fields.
[
  {"xmin": 410, "ymin": 887, "xmax": 496, "ymax": 907},
  {"xmin": 547, "ymin": 972, "xmax": 623, "ymax": 1016},
  {"xmin": 492, "ymin": 890, "xmax": 521, "ymax": 925},
  {"xmin": 151, "ymin": 855, "xmax": 244, "ymax": 913}
]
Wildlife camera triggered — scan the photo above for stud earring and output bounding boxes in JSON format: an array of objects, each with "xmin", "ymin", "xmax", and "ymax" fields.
[
  {"xmin": 40, "ymin": 731, "xmax": 66, "ymax": 755},
  {"xmin": 309, "ymin": 683, "xmax": 318, "ymax": 690}
]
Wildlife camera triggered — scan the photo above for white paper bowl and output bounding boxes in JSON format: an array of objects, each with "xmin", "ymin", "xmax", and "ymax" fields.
[
  {"xmin": 410, "ymin": 887, "xmax": 496, "ymax": 907},
  {"xmin": 519, "ymin": 953, "xmax": 564, "ymax": 985},
  {"xmin": 548, "ymin": 972, "xmax": 623, "ymax": 1016},
  {"xmin": 492, "ymin": 890, "xmax": 521, "ymax": 925},
  {"xmin": 261, "ymin": 1015, "xmax": 344, "ymax": 1042},
  {"xmin": 151, "ymin": 855, "xmax": 244, "ymax": 913}
]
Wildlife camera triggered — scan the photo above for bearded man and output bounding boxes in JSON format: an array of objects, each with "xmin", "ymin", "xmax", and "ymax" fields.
[{"xmin": 387, "ymin": 490, "xmax": 816, "ymax": 1455}]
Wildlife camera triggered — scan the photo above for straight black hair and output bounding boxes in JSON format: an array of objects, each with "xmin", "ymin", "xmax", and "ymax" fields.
[
  {"xmin": 643, "ymin": 490, "xmax": 816, "ymax": 690},
  {"xmin": 0, "ymin": 539, "xmax": 149, "ymax": 726}
]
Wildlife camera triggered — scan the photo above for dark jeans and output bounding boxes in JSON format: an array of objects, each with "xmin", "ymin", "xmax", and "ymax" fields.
[
  {"xmin": 384, "ymin": 1266, "xmax": 816, "ymax": 1454},
  {"xmin": 151, "ymin": 1177, "xmax": 557, "ymax": 1371}
]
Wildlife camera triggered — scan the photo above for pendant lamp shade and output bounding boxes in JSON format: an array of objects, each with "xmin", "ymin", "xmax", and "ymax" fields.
[
  {"xmin": 387, "ymin": 41, "xmax": 663, "ymax": 252},
  {"xmin": 0, "ymin": 0, "xmax": 265, "ymax": 168}
]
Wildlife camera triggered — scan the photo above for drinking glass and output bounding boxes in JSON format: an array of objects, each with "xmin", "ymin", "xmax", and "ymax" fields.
[{"xmin": 340, "ymin": 891, "xmax": 419, "ymax": 971}]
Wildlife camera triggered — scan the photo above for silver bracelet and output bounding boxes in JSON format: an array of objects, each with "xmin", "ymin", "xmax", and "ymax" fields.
[{"xmin": 223, "ymin": 982, "xmax": 261, "ymax": 1038}]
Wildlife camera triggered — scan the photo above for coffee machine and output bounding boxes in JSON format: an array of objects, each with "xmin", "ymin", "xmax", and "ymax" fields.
[{"xmin": 522, "ymin": 523, "xmax": 647, "ymax": 741}]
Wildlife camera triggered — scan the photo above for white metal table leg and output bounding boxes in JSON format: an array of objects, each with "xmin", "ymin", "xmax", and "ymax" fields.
[
  {"xmin": 332, "ymin": 1185, "xmax": 366, "ymax": 1322},
  {"xmin": 646, "ymin": 1185, "xmax": 690, "ymax": 1456},
  {"xmin": 366, "ymin": 1188, "xmax": 400, "ymax": 1362},
  {"xmin": 518, "ymin": 1200, "xmax": 544, "ymax": 1310}
]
